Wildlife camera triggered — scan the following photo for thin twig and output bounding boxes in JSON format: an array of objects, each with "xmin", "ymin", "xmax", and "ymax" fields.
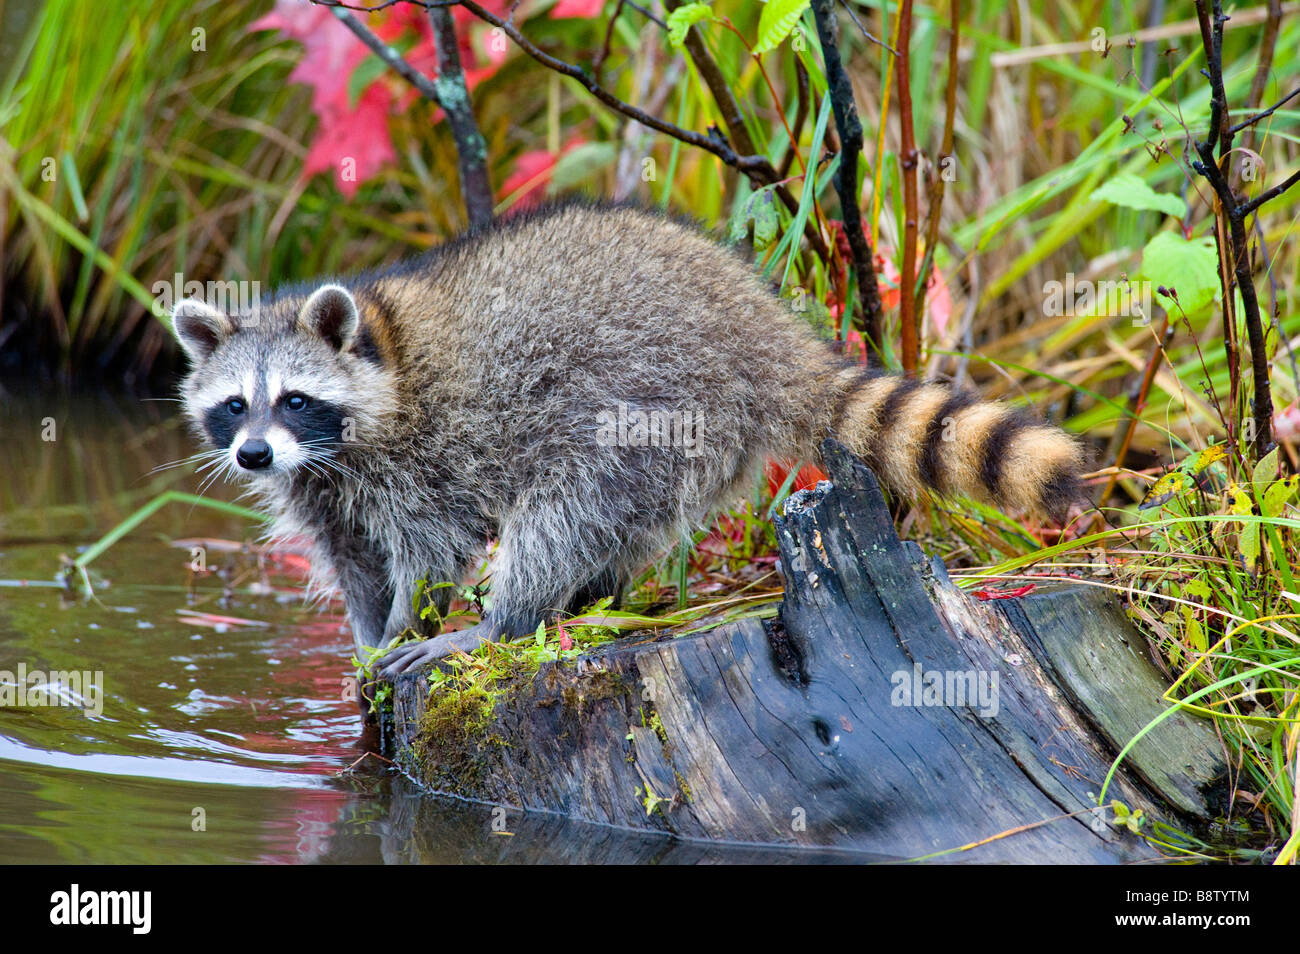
[
  {"xmin": 318, "ymin": 0, "xmax": 459, "ymax": 11},
  {"xmin": 1238, "ymin": 167, "xmax": 1300, "ymax": 217},
  {"xmin": 453, "ymin": 1, "xmax": 778, "ymax": 181},
  {"xmin": 893, "ymin": 0, "xmax": 920, "ymax": 375},
  {"xmin": 914, "ymin": 0, "xmax": 960, "ymax": 323},
  {"xmin": 779, "ymin": 59, "xmax": 810, "ymax": 178},
  {"xmin": 811, "ymin": 0, "xmax": 885, "ymax": 356},
  {"xmin": 835, "ymin": 0, "xmax": 897, "ymax": 54},
  {"xmin": 593, "ymin": 0, "xmax": 628, "ymax": 82},
  {"xmin": 327, "ymin": 5, "xmax": 444, "ymax": 104},
  {"xmin": 1230, "ymin": 87, "xmax": 1299, "ymax": 136},
  {"xmin": 662, "ymin": 1, "xmax": 830, "ymax": 260},
  {"xmin": 623, "ymin": 1, "xmax": 666, "ymax": 30}
]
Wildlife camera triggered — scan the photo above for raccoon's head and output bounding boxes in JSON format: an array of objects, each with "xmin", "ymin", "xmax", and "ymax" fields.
[{"xmin": 170, "ymin": 284, "xmax": 396, "ymax": 481}]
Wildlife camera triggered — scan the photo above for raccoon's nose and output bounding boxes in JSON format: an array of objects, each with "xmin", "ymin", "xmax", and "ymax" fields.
[{"xmin": 236, "ymin": 439, "xmax": 273, "ymax": 470}]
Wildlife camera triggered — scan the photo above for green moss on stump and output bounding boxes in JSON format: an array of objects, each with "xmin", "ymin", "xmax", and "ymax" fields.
[{"xmin": 402, "ymin": 652, "xmax": 640, "ymax": 794}]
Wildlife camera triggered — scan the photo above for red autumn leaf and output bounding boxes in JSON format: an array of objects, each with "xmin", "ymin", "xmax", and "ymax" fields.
[
  {"xmin": 250, "ymin": 1, "xmax": 392, "ymax": 196},
  {"xmin": 765, "ymin": 459, "xmax": 829, "ymax": 498},
  {"xmin": 922, "ymin": 265, "xmax": 952, "ymax": 339},
  {"xmin": 875, "ymin": 249, "xmax": 902, "ymax": 311},
  {"xmin": 873, "ymin": 240, "xmax": 951, "ymax": 337},
  {"xmin": 303, "ymin": 83, "xmax": 398, "ymax": 198},
  {"xmin": 498, "ymin": 137, "xmax": 587, "ymax": 212},
  {"xmin": 551, "ymin": 0, "xmax": 608, "ymax": 17},
  {"xmin": 1275, "ymin": 402, "xmax": 1300, "ymax": 442},
  {"xmin": 829, "ymin": 222, "xmax": 950, "ymax": 330},
  {"xmin": 250, "ymin": 0, "xmax": 512, "ymax": 197},
  {"xmin": 797, "ymin": 222, "xmax": 951, "ymax": 362},
  {"xmin": 973, "ymin": 583, "xmax": 1037, "ymax": 601}
]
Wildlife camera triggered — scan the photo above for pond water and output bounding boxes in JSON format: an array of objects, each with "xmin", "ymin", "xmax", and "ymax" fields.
[{"xmin": 0, "ymin": 391, "xmax": 853, "ymax": 864}]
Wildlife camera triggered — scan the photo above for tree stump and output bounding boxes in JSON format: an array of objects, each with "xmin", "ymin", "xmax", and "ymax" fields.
[{"xmin": 380, "ymin": 441, "xmax": 1227, "ymax": 862}]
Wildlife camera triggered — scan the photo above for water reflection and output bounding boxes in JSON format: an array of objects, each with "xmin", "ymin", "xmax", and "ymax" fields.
[{"xmin": 0, "ymin": 392, "xmax": 869, "ymax": 864}]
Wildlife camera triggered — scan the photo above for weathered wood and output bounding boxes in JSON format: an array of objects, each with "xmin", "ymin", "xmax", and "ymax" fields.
[
  {"xmin": 997, "ymin": 589, "xmax": 1226, "ymax": 818},
  {"xmin": 380, "ymin": 441, "xmax": 1228, "ymax": 862}
]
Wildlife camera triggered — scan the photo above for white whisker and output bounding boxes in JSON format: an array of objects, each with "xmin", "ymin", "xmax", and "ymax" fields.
[{"xmin": 145, "ymin": 448, "xmax": 226, "ymax": 476}]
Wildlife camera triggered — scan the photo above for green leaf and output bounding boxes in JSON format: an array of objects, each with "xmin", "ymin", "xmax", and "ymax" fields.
[
  {"xmin": 1241, "ymin": 524, "xmax": 1261, "ymax": 575},
  {"xmin": 728, "ymin": 184, "xmax": 780, "ymax": 250},
  {"xmin": 1136, "ymin": 231, "xmax": 1220, "ymax": 316},
  {"xmin": 753, "ymin": 0, "xmax": 810, "ymax": 54},
  {"xmin": 1263, "ymin": 474, "xmax": 1300, "ymax": 518},
  {"xmin": 347, "ymin": 34, "xmax": 416, "ymax": 108},
  {"xmin": 1089, "ymin": 173, "xmax": 1184, "ymax": 218},
  {"xmin": 1252, "ymin": 446, "xmax": 1281, "ymax": 491},
  {"xmin": 347, "ymin": 53, "xmax": 389, "ymax": 110},
  {"xmin": 547, "ymin": 142, "xmax": 618, "ymax": 192},
  {"xmin": 666, "ymin": 3, "xmax": 712, "ymax": 48}
]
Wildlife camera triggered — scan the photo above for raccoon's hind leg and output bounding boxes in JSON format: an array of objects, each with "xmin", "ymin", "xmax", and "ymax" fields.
[{"xmin": 566, "ymin": 566, "xmax": 628, "ymax": 615}]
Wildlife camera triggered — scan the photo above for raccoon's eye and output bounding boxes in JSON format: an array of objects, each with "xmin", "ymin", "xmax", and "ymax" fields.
[
  {"xmin": 284, "ymin": 394, "xmax": 309, "ymax": 412},
  {"xmin": 226, "ymin": 398, "xmax": 246, "ymax": 416}
]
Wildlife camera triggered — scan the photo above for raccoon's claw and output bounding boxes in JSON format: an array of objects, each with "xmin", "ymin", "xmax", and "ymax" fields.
[{"xmin": 378, "ymin": 625, "xmax": 495, "ymax": 678}]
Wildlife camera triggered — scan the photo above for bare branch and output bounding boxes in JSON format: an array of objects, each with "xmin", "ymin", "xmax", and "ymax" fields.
[
  {"xmin": 1191, "ymin": 0, "xmax": 1277, "ymax": 456},
  {"xmin": 1238, "ymin": 166, "xmax": 1300, "ymax": 218},
  {"xmin": 327, "ymin": 4, "xmax": 444, "ymax": 103},
  {"xmin": 427, "ymin": 3, "xmax": 494, "ymax": 229},
  {"xmin": 812, "ymin": 0, "xmax": 885, "ymax": 357},
  {"xmin": 318, "ymin": 0, "xmax": 460, "ymax": 11},
  {"xmin": 835, "ymin": 0, "xmax": 897, "ymax": 54},
  {"xmin": 1229, "ymin": 85, "xmax": 1300, "ymax": 136},
  {"xmin": 661, "ymin": 0, "xmax": 830, "ymax": 260},
  {"xmin": 592, "ymin": 0, "xmax": 628, "ymax": 82},
  {"xmin": 322, "ymin": 2, "xmax": 492, "ymax": 228},
  {"xmin": 455, "ymin": 0, "xmax": 773, "ymax": 178}
]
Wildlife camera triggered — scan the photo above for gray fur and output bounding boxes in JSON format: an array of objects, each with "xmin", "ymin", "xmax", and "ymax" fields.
[{"xmin": 170, "ymin": 203, "xmax": 1080, "ymax": 675}]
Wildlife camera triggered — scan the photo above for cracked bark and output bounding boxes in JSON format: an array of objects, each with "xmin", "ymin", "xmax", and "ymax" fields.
[{"xmin": 380, "ymin": 442, "xmax": 1225, "ymax": 861}]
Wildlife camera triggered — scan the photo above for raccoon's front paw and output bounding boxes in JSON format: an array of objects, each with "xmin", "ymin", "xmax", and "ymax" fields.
[{"xmin": 378, "ymin": 624, "xmax": 495, "ymax": 678}]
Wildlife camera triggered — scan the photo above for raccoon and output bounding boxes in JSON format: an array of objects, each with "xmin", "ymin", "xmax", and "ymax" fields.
[{"xmin": 169, "ymin": 203, "xmax": 1082, "ymax": 683}]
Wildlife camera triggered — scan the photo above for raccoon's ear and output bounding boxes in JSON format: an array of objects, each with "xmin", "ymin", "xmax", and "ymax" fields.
[
  {"xmin": 297, "ymin": 284, "xmax": 358, "ymax": 352},
  {"xmin": 172, "ymin": 298, "xmax": 236, "ymax": 362}
]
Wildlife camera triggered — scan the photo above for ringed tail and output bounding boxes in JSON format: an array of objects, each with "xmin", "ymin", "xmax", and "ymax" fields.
[{"xmin": 830, "ymin": 371, "xmax": 1084, "ymax": 519}]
